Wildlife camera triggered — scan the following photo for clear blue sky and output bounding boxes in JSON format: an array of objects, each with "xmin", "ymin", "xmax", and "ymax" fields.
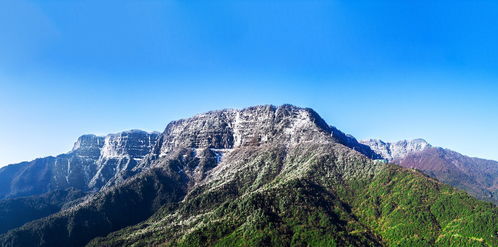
[{"xmin": 1, "ymin": 0, "xmax": 498, "ymax": 166}]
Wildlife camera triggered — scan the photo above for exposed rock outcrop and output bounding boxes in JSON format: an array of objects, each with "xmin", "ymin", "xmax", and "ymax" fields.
[{"xmin": 0, "ymin": 130, "xmax": 159, "ymax": 199}]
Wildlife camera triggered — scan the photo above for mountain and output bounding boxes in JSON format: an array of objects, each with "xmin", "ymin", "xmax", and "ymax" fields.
[
  {"xmin": 329, "ymin": 126, "xmax": 382, "ymax": 159},
  {"xmin": 360, "ymin": 139, "xmax": 431, "ymax": 161},
  {"xmin": 0, "ymin": 105, "xmax": 496, "ymax": 247},
  {"xmin": 0, "ymin": 130, "xmax": 159, "ymax": 200},
  {"xmin": 361, "ymin": 139, "xmax": 498, "ymax": 204},
  {"xmin": 0, "ymin": 130, "xmax": 159, "ymax": 234}
]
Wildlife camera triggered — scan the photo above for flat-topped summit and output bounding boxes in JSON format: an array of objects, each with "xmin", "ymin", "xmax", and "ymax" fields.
[
  {"xmin": 155, "ymin": 105, "xmax": 334, "ymax": 156},
  {"xmin": 72, "ymin": 130, "xmax": 159, "ymax": 159},
  {"xmin": 72, "ymin": 134, "xmax": 105, "ymax": 158},
  {"xmin": 0, "ymin": 130, "xmax": 160, "ymax": 199},
  {"xmin": 100, "ymin": 130, "xmax": 160, "ymax": 160}
]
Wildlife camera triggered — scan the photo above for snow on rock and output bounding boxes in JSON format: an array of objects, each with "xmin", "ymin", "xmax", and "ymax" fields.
[
  {"xmin": 156, "ymin": 105, "xmax": 333, "ymax": 157},
  {"xmin": 100, "ymin": 130, "xmax": 159, "ymax": 160},
  {"xmin": 360, "ymin": 138, "xmax": 431, "ymax": 161},
  {"xmin": 88, "ymin": 130, "xmax": 160, "ymax": 189},
  {"xmin": 72, "ymin": 135, "xmax": 105, "ymax": 158},
  {"xmin": 0, "ymin": 129, "xmax": 160, "ymax": 199}
]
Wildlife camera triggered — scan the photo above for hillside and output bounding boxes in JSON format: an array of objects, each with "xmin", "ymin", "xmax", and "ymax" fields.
[
  {"xmin": 362, "ymin": 139, "xmax": 498, "ymax": 204},
  {"xmin": 89, "ymin": 144, "xmax": 498, "ymax": 247},
  {"xmin": 0, "ymin": 105, "xmax": 496, "ymax": 247}
]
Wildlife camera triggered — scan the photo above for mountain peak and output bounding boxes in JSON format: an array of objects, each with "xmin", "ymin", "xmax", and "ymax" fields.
[
  {"xmin": 71, "ymin": 134, "xmax": 105, "ymax": 157},
  {"xmin": 397, "ymin": 138, "xmax": 429, "ymax": 146},
  {"xmin": 100, "ymin": 130, "xmax": 160, "ymax": 159},
  {"xmin": 72, "ymin": 130, "xmax": 159, "ymax": 156},
  {"xmin": 360, "ymin": 138, "xmax": 431, "ymax": 161},
  {"xmin": 156, "ymin": 105, "xmax": 332, "ymax": 156}
]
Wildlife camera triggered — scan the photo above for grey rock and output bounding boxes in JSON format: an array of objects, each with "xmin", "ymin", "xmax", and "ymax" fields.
[
  {"xmin": 71, "ymin": 134, "xmax": 105, "ymax": 158},
  {"xmin": 133, "ymin": 105, "xmax": 336, "ymax": 184},
  {"xmin": 157, "ymin": 105, "xmax": 333, "ymax": 154},
  {"xmin": 0, "ymin": 130, "xmax": 159, "ymax": 199},
  {"xmin": 360, "ymin": 138, "xmax": 431, "ymax": 161},
  {"xmin": 89, "ymin": 130, "xmax": 160, "ymax": 189}
]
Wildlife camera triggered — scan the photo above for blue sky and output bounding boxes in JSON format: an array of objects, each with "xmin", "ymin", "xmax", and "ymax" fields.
[{"xmin": 1, "ymin": 0, "xmax": 498, "ymax": 166}]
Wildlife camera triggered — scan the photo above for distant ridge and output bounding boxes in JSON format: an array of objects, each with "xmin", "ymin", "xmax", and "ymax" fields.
[
  {"xmin": 361, "ymin": 138, "xmax": 498, "ymax": 204},
  {"xmin": 0, "ymin": 130, "xmax": 159, "ymax": 200},
  {"xmin": 0, "ymin": 105, "xmax": 495, "ymax": 247}
]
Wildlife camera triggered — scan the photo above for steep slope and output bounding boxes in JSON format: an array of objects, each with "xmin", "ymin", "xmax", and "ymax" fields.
[
  {"xmin": 89, "ymin": 145, "xmax": 497, "ymax": 246},
  {"xmin": 0, "ymin": 166, "xmax": 188, "ymax": 247},
  {"xmin": 87, "ymin": 142, "xmax": 385, "ymax": 247},
  {"xmin": 0, "ymin": 130, "xmax": 159, "ymax": 234},
  {"xmin": 361, "ymin": 139, "xmax": 498, "ymax": 204},
  {"xmin": 398, "ymin": 148, "xmax": 498, "ymax": 203},
  {"xmin": 354, "ymin": 166, "xmax": 497, "ymax": 246},
  {"xmin": 330, "ymin": 126, "xmax": 381, "ymax": 159},
  {"xmin": 0, "ymin": 130, "xmax": 159, "ymax": 199},
  {"xmin": 0, "ymin": 188, "xmax": 86, "ymax": 234},
  {"xmin": 1, "ymin": 105, "xmax": 496, "ymax": 247},
  {"xmin": 0, "ymin": 105, "xmax": 339, "ymax": 247}
]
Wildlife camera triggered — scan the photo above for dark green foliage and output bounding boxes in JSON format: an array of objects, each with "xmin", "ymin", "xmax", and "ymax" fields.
[
  {"xmin": 89, "ymin": 146, "xmax": 497, "ymax": 247},
  {"xmin": 353, "ymin": 166, "xmax": 498, "ymax": 247},
  {"xmin": 0, "ymin": 167, "xmax": 187, "ymax": 247},
  {"xmin": 3, "ymin": 143, "xmax": 497, "ymax": 247},
  {"xmin": 0, "ymin": 188, "xmax": 85, "ymax": 234}
]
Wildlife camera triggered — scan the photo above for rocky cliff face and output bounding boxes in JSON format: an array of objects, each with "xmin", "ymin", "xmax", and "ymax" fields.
[
  {"xmin": 89, "ymin": 130, "xmax": 160, "ymax": 189},
  {"xmin": 0, "ymin": 130, "xmax": 159, "ymax": 199},
  {"xmin": 71, "ymin": 134, "xmax": 105, "ymax": 158},
  {"xmin": 155, "ymin": 105, "xmax": 332, "ymax": 154},
  {"xmin": 360, "ymin": 138, "xmax": 431, "ymax": 161},
  {"xmin": 135, "ymin": 105, "xmax": 337, "ymax": 182},
  {"xmin": 139, "ymin": 105, "xmax": 379, "ymax": 175}
]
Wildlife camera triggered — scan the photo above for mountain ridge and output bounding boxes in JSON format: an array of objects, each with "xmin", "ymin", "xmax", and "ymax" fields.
[
  {"xmin": 0, "ymin": 129, "xmax": 159, "ymax": 200},
  {"xmin": 360, "ymin": 138, "xmax": 431, "ymax": 161},
  {"xmin": 0, "ymin": 105, "xmax": 496, "ymax": 247},
  {"xmin": 361, "ymin": 138, "xmax": 498, "ymax": 204}
]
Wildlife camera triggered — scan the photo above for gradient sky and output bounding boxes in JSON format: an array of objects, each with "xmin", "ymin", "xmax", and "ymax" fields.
[{"xmin": 1, "ymin": 0, "xmax": 498, "ymax": 166}]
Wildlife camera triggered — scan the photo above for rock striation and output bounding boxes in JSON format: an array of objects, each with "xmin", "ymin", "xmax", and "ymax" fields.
[
  {"xmin": 360, "ymin": 138, "xmax": 431, "ymax": 161},
  {"xmin": 155, "ymin": 105, "xmax": 332, "ymax": 154},
  {"xmin": 0, "ymin": 130, "xmax": 159, "ymax": 199},
  {"xmin": 142, "ymin": 105, "xmax": 379, "ymax": 172}
]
